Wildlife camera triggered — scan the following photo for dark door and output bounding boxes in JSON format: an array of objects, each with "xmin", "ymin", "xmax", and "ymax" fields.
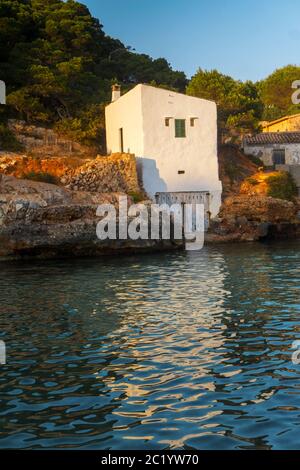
[
  {"xmin": 119, "ymin": 128, "xmax": 124, "ymax": 153},
  {"xmin": 272, "ymin": 149, "xmax": 285, "ymax": 165}
]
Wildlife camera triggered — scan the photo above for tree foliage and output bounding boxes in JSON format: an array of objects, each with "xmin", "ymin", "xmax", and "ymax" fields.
[
  {"xmin": 1, "ymin": 1, "xmax": 300, "ymax": 150},
  {"xmin": 0, "ymin": 0, "xmax": 187, "ymax": 150},
  {"xmin": 266, "ymin": 171, "xmax": 298, "ymax": 201},
  {"xmin": 186, "ymin": 65, "xmax": 300, "ymax": 135},
  {"xmin": 259, "ymin": 65, "xmax": 300, "ymax": 120},
  {"xmin": 186, "ymin": 69, "xmax": 263, "ymax": 135}
]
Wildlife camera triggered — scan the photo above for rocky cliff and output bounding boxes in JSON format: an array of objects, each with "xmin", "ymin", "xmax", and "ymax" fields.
[
  {"xmin": 207, "ymin": 194, "xmax": 300, "ymax": 242},
  {"xmin": 0, "ymin": 152, "xmax": 143, "ymax": 195},
  {"xmin": 0, "ymin": 175, "xmax": 181, "ymax": 259},
  {"xmin": 218, "ymin": 144, "xmax": 259, "ymax": 199},
  {"xmin": 211, "ymin": 145, "xmax": 300, "ymax": 242},
  {"xmin": 0, "ymin": 152, "xmax": 84, "ymax": 179},
  {"xmin": 1, "ymin": 140, "xmax": 299, "ymax": 257}
]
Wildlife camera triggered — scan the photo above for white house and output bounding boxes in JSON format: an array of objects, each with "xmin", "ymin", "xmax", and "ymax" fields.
[{"xmin": 105, "ymin": 84, "xmax": 222, "ymax": 217}]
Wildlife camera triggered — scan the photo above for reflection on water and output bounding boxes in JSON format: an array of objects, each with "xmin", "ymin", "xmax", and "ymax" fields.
[{"xmin": 0, "ymin": 241, "xmax": 300, "ymax": 449}]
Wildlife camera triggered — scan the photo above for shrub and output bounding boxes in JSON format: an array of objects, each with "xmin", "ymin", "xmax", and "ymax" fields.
[
  {"xmin": 266, "ymin": 171, "xmax": 297, "ymax": 200},
  {"xmin": 246, "ymin": 176, "xmax": 259, "ymax": 186},
  {"xmin": 21, "ymin": 171, "xmax": 59, "ymax": 185},
  {"xmin": 0, "ymin": 124, "xmax": 24, "ymax": 151},
  {"xmin": 224, "ymin": 162, "xmax": 241, "ymax": 183},
  {"xmin": 128, "ymin": 191, "xmax": 145, "ymax": 203},
  {"xmin": 246, "ymin": 154, "xmax": 264, "ymax": 167}
]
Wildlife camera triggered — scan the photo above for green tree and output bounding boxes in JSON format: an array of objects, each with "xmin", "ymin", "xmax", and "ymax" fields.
[
  {"xmin": 0, "ymin": 0, "xmax": 187, "ymax": 151},
  {"xmin": 187, "ymin": 69, "xmax": 263, "ymax": 135},
  {"xmin": 259, "ymin": 65, "xmax": 300, "ymax": 119},
  {"xmin": 186, "ymin": 69, "xmax": 236, "ymax": 108}
]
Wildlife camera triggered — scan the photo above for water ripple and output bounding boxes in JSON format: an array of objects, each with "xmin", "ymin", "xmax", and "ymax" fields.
[{"xmin": 0, "ymin": 241, "xmax": 300, "ymax": 449}]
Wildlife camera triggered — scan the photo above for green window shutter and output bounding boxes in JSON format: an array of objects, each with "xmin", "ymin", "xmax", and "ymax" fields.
[{"xmin": 175, "ymin": 119, "xmax": 186, "ymax": 138}]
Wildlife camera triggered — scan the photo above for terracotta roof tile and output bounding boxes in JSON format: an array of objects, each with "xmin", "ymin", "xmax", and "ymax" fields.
[{"xmin": 244, "ymin": 132, "xmax": 300, "ymax": 145}]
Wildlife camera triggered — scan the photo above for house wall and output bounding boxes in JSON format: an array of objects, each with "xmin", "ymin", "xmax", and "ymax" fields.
[
  {"xmin": 105, "ymin": 85, "xmax": 144, "ymax": 156},
  {"xmin": 263, "ymin": 115, "xmax": 300, "ymax": 132},
  {"xmin": 243, "ymin": 143, "xmax": 300, "ymax": 166},
  {"xmin": 105, "ymin": 84, "xmax": 222, "ymax": 217},
  {"xmin": 139, "ymin": 85, "xmax": 221, "ymax": 217}
]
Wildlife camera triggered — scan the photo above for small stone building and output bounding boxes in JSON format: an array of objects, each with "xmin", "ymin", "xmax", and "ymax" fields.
[
  {"xmin": 243, "ymin": 132, "xmax": 300, "ymax": 194},
  {"xmin": 243, "ymin": 132, "xmax": 300, "ymax": 166},
  {"xmin": 262, "ymin": 114, "xmax": 300, "ymax": 133}
]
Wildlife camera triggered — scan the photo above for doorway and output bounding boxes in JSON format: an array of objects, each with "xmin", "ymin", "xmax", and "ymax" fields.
[
  {"xmin": 272, "ymin": 149, "xmax": 285, "ymax": 165},
  {"xmin": 119, "ymin": 128, "xmax": 124, "ymax": 153}
]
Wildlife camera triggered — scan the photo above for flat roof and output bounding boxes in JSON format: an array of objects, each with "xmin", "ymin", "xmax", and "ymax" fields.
[{"xmin": 106, "ymin": 83, "xmax": 216, "ymax": 107}]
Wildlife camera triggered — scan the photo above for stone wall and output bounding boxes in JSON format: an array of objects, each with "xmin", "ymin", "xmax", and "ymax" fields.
[
  {"xmin": 262, "ymin": 114, "xmax": 300, "ymax": 132},
  {"xmin": 243, "ymin": 142, "xmax": 300, "ymax": 166},
  {"xmin": 61, "ymin": 153, "xmax": 142, "ymax": 194},
  {"xmin": 7, "ymin": 120, "xmax": 95, "ymax": 157}
]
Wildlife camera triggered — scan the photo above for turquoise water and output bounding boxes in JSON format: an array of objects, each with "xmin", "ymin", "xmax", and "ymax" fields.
[{"xmin": 0, "ymin": 242, "xmax": 300, "ymax": 450}]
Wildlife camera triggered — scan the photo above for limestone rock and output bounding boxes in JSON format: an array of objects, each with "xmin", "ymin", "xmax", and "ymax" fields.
[
  {"xmin": 0, "ymin": 175, "xmax": 181, "ymax": 259},
  {"xmin": 207, "ymin": 194, "xmax": 300, "ymax": 242},
  {"xmin": 61, "ymin": 153, "xmax": 141, "ymax": 195}
]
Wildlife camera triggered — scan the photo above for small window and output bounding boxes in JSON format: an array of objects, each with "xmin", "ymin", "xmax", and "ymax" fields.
[
  {"xmin": 273, "ymin": 149, "xmax": 285, "ymax": 165},
  {"xmin": 178, "ymin": 170, "xmax": 185, "ymax": 174},
  {"xmin": 175, "ymin": 119, "xmax": 186, "ymax": 138},
  {"xmin": 165, "ymin": 117, "xmax": 171, "ymax": 127},
  {"xmin": 190, "ymin": 117, "xmax": 197, "ymax": 127}
]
